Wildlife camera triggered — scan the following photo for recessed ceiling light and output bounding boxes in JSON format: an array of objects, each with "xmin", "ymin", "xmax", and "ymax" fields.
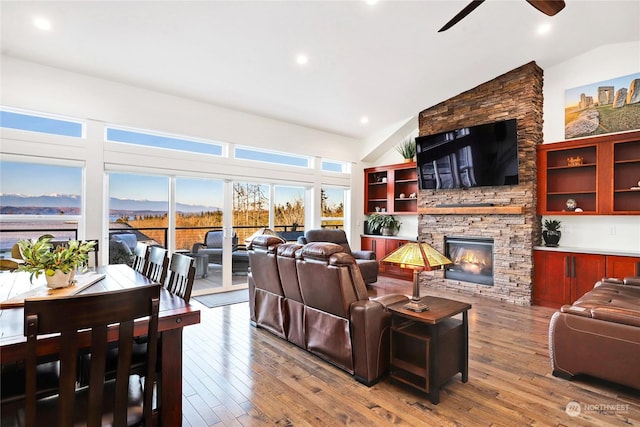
[
  {"xmin": 296, "ymin": 54, "xmax": 308, "ymax": 65},
  {"xmin": 537, "ymin": 23, "xmax": 551, "ymax": 35},
  {"xmin": 365, "ymin": 0, "xmax": 379, "ymax": 5},
  {"xmin": 33, "ymin": 17, "xmax": 52, "ymax": 31},
  {"xmin": 360, "ymin": 116, "xmax": 369, "ymax": 124}
]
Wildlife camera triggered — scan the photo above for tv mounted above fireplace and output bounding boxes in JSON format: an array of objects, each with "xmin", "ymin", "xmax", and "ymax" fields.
[{"xmin": 416, "ymin": 119, "xmax": 519, "ymax": 190}]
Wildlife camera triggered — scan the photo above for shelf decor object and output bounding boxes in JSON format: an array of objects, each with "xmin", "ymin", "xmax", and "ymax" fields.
[
  {"xmin": 566, "ymin": 156, "xmax": 584, "ymax": 166},
  {"xmin": 382, "ymin": 241, "xmax": 452, "ymax": 312}
]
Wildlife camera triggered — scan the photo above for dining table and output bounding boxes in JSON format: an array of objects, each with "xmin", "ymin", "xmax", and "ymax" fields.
[{"xmin": 0, "ymin": 264, "xmax": 201, "ymax": 427}]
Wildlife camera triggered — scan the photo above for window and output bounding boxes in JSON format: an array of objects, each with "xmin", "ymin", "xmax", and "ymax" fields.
[
  {"xmin": 106, "ymin": 127, "xmax": 223, "ymax": 156},
  {"xmin": 0, "ymin": 108, "xmax": 84, "ymax": 138},
  {"xmin": 232, "ymin": 182, "xmax": 270, "ymax": 244},
  {"xmin": 322, "ymin": 159, "xmax": 350, "ymax": 173},
  {"xmin": 175, "ymin": 177, "xmax": 223, "ymax": 251},
  {"xmin": 321, "ymin": 187, "xmax": 346, "ymax": 229},
  {"xmin": 108, "ymin": 172, "xmax": 169, "ymax": 250},
  {"xmin": 0, "ymin": 160, "xmax": 83, "ymax": 253},
  {"xmin": 274, "ymin": 185, "xmax": 305, "ymax": 233},
  {"xmin": 235, "ymin": 146, "xmax": 309, "ymax": 168}
]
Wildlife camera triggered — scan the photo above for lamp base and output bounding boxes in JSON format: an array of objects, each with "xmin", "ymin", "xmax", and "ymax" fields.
[{"xmin": 403, "ymin": 299, "xmax": 430, "ymax": 312}]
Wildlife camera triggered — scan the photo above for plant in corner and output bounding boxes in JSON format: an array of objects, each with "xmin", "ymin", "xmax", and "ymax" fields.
[
  {"xmin": 395, "ymin": 137, "xmax": 416, "ymax": 162},
  {"xmin": 17, "ymin": 234, "xmax": 96, "ymax": 288},
  {"xmin": 367, "ymin": 213, "xmax": 401, "ymax": 236},
  {"xmin": 542, "ymin": 219, "xmax": 562, "ymax": 247}
]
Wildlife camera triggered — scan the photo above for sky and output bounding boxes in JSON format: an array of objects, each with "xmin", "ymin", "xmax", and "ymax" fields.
[{"xmin": 0, "ymin": 162, "xmax": 81, "ymax": 195}]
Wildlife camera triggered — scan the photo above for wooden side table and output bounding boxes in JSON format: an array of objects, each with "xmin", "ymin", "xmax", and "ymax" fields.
[{"xmin": 388, "ymin": 296, "xmax": 471, "ymax": 404}]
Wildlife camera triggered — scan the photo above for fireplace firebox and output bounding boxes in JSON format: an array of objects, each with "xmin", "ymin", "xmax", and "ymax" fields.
[{"xmin": 444, "ymin": 237, "xmax": 494, "ymax": 286}]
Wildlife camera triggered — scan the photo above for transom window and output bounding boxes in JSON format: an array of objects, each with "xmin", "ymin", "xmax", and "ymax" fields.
[
  {"xmin": 106, "ymin": 126, "xmax": 223, "ymax": 156},
  {"xmin": 0, "ymin": 107, "xmax": 84, "ymax": 138},
  {"xmin": 235, "ymin": 146, "xmax": 310, "ymax": 168}
]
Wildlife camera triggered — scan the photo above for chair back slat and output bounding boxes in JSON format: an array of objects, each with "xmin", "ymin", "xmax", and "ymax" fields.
[
  {"xmin": 24, "ymin": 284, "xmax": 161, "ymax": 427},
  {"xmin": 166, "ymin": 253, "xmax": 196, "ymax": 303},
  {"xmin": 132, "ymin": 242, "xmax": 149, "ymax": 274},
  {"xmin": 146, "ymin": 246, "xmax": 169, "ymax": 284}
]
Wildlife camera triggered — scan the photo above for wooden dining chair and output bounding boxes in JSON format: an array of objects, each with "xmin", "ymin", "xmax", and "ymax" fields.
[
  {"xmin": 22, "ymin": 284, "xmax": 161, "ymax": 427},
  {"xmin": 131, "ymin": 242, "xmax": 149, "ymax": 275},
  {"xmin": 165, "ymin": 253, "xmax": 196, "ymax": 303},
  {"xmin": 145, "ymin": 246, "xmax": 168, "ymax": 284}
]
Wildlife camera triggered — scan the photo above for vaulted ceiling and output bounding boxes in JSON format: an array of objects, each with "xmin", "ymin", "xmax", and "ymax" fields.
[{"xmin": 1, "ymin": 1, "xmax": 638, "ymax": 141}]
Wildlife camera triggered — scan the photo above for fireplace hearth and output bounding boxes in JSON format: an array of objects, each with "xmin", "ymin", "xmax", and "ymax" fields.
[{"xmin": 444, "ymin": 237, "xmax": 494, "ymax": 286}]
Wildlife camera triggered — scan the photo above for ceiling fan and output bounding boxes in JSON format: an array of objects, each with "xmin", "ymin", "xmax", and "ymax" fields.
[{"xmin": 438, "ymin": 0, "xmax": 566, "ymax": 32}]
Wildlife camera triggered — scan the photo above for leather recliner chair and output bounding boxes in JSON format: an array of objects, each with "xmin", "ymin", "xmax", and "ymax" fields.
[
  {"xmin": 248, "ymin": 236, "xmax": 407, "ymax": 385},
  {"xmin": 298, "ymin": 229, "xmax": 378, "ymax": 284}
]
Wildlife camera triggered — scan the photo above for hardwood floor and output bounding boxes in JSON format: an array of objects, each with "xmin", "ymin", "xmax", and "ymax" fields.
[{"xmin": 181, "ymin": 278, "xmax": 640, "ymax": 426}]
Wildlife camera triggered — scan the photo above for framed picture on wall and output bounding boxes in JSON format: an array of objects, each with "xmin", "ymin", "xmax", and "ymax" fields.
[{"xmin": 564, "ymin": 72, "xmax": 640, "ymax": 139}]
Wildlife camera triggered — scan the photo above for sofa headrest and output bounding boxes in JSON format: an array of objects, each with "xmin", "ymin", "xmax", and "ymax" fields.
[
  {"xmin": 277, "ymin": 243, "xmax": 303, "ymax": 258},
  {"xmin": 300, "ymin": 242, "xmax": 344, "ymax": 262},
  {"xmin": 304, "ymin": 229, "xmax": 352, "ymax": 255},
  {"xmin": 249, "ymin": 235, "xmax": 285, "ymax": 251}
]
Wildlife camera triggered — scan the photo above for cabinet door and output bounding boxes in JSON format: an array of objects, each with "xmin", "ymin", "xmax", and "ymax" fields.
[
  {"xmin": 362, "ymin": 237, "xmax": 388, "ymax": 273},
  {"xmin": 605, "ymin": 255, "xmax": 640, "ymax": 278},
  {"xmin": 571, "ymin": 253, "xmax": 606, "ymax": 303},
  {"xmin": 533, "ymin": 251, "xmax": 570, "ymax": 307}
]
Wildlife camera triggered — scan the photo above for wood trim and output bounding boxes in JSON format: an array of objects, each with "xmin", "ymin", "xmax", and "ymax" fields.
[{"xmin": 418, "ymin": 206, "xmax": 525, "ymax": 215}]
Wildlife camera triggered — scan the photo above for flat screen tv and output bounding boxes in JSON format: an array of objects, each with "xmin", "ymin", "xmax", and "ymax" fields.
[{"xmin": 416, "ymin": 119, "xmax": 519, "ymax": 190}]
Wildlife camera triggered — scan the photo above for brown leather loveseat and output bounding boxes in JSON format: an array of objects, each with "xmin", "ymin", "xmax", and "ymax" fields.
[
  {"xmin": 549, "ymin": 276, "xmax": 640, "ymax": 390},
  {"xmin": 247, "ymin": 235, "xmax": 407, "ymax": 385}
]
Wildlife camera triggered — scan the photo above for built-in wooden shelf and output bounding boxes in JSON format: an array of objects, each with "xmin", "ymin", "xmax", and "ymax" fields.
[{"xmin": 418, "ymin": 206, "xmax": 525, "ymax": 215}]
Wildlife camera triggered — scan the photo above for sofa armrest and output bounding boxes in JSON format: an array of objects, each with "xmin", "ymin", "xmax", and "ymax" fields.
[
  {"xmin": 192, "ymin": 242, "xmax": 206, "ymax": 254},
  {"xmin": 590, "ymin": 306, "xmax": 640, "ymax": 327},
  {"xmin": 623, "ymin": 276, "xmax": 640, "ymax": 286},
  {"xmin": 372, "ymin": 294, "xmax": 408, "ymax": 309},
  {"xmin": 350, "ymin": 299, "xmax": 393, "ymax": 385},
  {"xmin": 351, "ymin": 250, "xmax": 375, "ymax": 260}
]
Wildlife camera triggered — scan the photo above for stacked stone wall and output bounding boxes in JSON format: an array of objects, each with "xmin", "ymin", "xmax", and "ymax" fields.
[{"xmin": 417, "ymin": 62, "xmax": 543, "ymax": 305}]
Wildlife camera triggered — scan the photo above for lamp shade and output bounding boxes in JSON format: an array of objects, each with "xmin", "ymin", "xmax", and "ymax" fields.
[{"xmin": 381, "ymin": 241, "xmax": 452, "ymax": 270}]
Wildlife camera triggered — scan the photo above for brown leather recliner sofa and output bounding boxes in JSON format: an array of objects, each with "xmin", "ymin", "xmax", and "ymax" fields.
[
  {"xmin": 298, "ymin": 229, "xmax": 379, "ymax": 284},
  {"xmin": 247, "ymin": 235, "xmax": 407, "ymax": 385},
  {"xmin": 549, "ymin": 276, "xmax": 640, "ymax": 390}
]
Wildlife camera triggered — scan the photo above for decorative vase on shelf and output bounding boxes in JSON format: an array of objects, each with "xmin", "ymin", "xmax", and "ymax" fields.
[
  {"xmin": 45, "ymin": 269, "xmax": 75, "ymax": 289},
  {"xmin": 542, "ymin": 230, "xmax": 561, "ymax": 247}
]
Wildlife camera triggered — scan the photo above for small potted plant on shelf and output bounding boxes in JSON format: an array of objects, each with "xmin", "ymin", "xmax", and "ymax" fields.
[
  {"xmin": 17, "ymin": 234, "xmax": 96, "ymax": 288},
  {"xmin": 367, "ymin": 213, "xmax": 401, "ymax": 236},
  {"xmin": 395, "ymin": 137, "xmax": 416, "ymax": 162},
  {"xmin": 542, "ymin": 219, "xmax": 562, "ymax": 247}
]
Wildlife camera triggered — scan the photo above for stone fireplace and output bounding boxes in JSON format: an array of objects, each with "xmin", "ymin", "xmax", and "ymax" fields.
[{"xmin": 416, "ymin": 62, "xmax": 542, "ymax": 305}]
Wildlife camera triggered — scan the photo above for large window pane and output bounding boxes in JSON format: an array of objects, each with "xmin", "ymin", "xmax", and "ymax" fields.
[
  {"xmin": 0, "ymin": 160, "xmax": 82, "ymax": 255},
  {"xmin": 321, "ymin": 187, "xmax": 345, "ymax": 229},
  {"xmin": 175, "ymin": 177, "xmax": 223, "ymax": 251},
  {"xmin": 233, "ymin": 182, "xmax": 270, "ymax": 245},
  {"xmin": 274, "ymin": 185, "xmax": 305, "ymax": 240},
  {"xmin": 108, "ymin": 173, "xmax": 168, "ymax": 264}
]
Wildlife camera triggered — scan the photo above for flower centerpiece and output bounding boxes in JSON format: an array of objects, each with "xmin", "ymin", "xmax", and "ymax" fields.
[{"xmin": 17, "ymin": 234, "xmax": 97, "ymax": 288}]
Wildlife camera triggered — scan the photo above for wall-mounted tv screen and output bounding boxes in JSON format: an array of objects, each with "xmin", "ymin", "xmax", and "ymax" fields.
[{"xmin": 416, "ymin": 119, "xmax": 519, "ymax": 190}]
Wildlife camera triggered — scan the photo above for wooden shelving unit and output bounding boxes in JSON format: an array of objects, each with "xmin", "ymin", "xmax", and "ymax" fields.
[
  {"xmin": 537, "ymin": 130, "xmax": 640, "ymax": 215},
  {"xmin": 364, "ymin": 162, "xmax": 417, "ymax": 215}
]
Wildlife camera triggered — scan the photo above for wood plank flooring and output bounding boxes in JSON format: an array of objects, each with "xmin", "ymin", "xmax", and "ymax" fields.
[{"xmin": 181, "ymin": 278, "xmax": 640, "ymax": 426}]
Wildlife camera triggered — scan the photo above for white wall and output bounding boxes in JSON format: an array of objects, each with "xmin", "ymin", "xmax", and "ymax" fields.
[
  {"xmin": 542, "ymin": 41, "xmax": 640, "ymax": 254},
  {"xmin": 0, "ymin": 56, "xmax": 366, "ymax": 250}
]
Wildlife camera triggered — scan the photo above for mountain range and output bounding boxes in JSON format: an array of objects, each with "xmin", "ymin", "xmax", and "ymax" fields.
[{"xmin": 0, "ymin": 193, "xmax": 219, "ymax": 213}]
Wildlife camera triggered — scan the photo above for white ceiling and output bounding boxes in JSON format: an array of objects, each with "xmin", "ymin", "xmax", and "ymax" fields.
[{"xmin": 1, "ymin": 1, "xmax": 639, "ymax": 141}]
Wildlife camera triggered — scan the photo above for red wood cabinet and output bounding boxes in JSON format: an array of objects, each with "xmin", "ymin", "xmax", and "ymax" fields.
[
  {"xmin": 361, "ymin": 236, "xmax": 413, "ymax": 281},
  {"xmin": 605, "ymin": 255, "xmax": 640, "ymax": 278},
  {"xmin": 364, "ymin": 162, "xmax": 418, "ymax": 215},
  {"xmin": 537, "ymin": 130, "xmax": 640, "ymax": 215},
  {"xmin": 533, "ymin": 250, "xmax": 606, "ymax": 308}
]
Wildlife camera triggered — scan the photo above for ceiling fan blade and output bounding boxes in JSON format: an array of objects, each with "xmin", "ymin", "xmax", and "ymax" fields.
[
  {"xmin": 438, "ymin": 0, "xmax": 485, "ymax": 32},
  {"xmin": 526, "ymin": 0, "xmax": 566, "ymax": 16}
]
